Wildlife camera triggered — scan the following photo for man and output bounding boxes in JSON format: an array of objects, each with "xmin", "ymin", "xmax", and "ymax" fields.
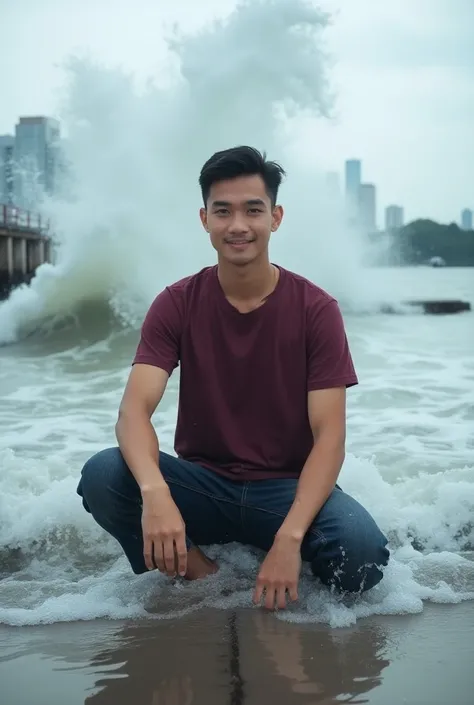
[{"xmin": 77, "ymin": 146, "xmax": 389, "ymax": 610}]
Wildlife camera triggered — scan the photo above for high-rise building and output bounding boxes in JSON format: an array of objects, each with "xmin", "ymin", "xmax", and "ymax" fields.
[
  {"xmin": 358, "ymin": 183, "xmax": 377, "ymax": 232},
  {"xmin": 385, "ymin": 205, "xmax": 404, "ymax": 231},
  {"xmin": 14, "ymin": 116, "xmax": 60, "ymax": 208},
  {"xmin": 461, "ymin": 208, "xmax": 473, "ymax": 231},
  {"xmin": 0, "ymin": 135, "xmax": 14, "ymax": 205},
  {"xmin": 345, "ymin": 159, "xmax": 361, "ymax": 223},
  {"xmin": 324, "ymin": 171, "xmax": 341, "ymax": 203}
]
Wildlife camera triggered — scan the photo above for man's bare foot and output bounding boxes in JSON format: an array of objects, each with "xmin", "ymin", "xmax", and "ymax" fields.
[{"xmin": 184, "ymin": 546, "xmax": 219, "ymax": 581}]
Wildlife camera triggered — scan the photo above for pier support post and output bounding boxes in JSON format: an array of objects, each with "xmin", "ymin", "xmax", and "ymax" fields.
[
  {"xmin": 0, "ymin": 236, "xmax": 14, "ymax": 277},
  {"xmin": 1, "ymin": 211, "xmax": 53, "ymax": 299},
  {"xmin": 13, "ymin": 238, "xmax": 28, "ymax": 276},
  {"xmin": 6, "ymin": 236, "xmax": 13, "ymax": 277}
]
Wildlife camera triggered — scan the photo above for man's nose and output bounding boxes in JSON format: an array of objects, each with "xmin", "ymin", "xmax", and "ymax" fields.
[{"xmin": 228, "ymin": 212, "xmax": 250, "ymax": 234}]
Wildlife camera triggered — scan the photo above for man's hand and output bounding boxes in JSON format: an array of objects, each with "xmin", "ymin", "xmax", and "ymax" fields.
[
  {"xmin": 141, "ymin": 486, "xmax": 188, "ymax": 577},
  {"xmin": 253, "ymin": 537, "xmax": 302, "ymax": 610}
]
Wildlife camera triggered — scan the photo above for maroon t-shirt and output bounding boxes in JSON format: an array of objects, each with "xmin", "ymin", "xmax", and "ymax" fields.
[{"xmin": 133, "ymin": 265, "xmax": 358, "ymax": 480}]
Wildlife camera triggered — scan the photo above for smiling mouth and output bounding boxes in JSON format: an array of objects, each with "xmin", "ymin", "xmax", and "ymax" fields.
[{"xmin": 225, "ymin": 239, "xmax": 255, "ymax": 246}]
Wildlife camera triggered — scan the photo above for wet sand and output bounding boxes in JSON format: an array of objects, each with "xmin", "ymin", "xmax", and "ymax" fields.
[{"xmin": 1, "ymin": 602, "xmax": 473, "ymax": 705}]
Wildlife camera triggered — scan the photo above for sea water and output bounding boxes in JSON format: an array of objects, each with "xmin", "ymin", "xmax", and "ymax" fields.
[{"xmin": 0, "ymin": 0, "xmax": 473, "ymax": 627}]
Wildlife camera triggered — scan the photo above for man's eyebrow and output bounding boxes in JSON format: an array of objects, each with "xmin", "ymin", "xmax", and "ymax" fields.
[
  {"xmin": 211, "ymin": 200, "xmax": 231, "ymax": 207},
  {"xmin": 246, "ymin": 199, "xmax": 266, "ymax": 206},
  {"xmin": 211, "ymin": 199, "xmax": 267, "ymax": 207}
]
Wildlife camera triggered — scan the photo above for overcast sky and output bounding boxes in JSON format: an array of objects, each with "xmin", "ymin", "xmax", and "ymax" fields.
[{"xmin": 1, "ymin": 0, "xmax": 473, "ymax": 224}]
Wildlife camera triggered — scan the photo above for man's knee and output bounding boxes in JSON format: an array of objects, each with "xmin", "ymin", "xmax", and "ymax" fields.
[
  {"xmin": 78, "ymin": 448, "xmax": 147, "ymax": 574},
  {"xmin": 77, "ymin": 447, "xmax": 136, "ymax": 518},
  {"xmin": 311, "ymin": 525, "xmax": 390, "ymax": 594}
]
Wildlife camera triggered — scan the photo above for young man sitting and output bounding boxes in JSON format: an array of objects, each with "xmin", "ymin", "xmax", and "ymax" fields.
[{"xmin": 77, "ymin": 146, "xmax": 389, "ymax": 610}]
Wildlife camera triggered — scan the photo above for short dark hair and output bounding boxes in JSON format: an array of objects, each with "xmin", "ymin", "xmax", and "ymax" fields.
[{"xmin": 199, "ymin": 146, "xmax": 286, "ymax": 207}]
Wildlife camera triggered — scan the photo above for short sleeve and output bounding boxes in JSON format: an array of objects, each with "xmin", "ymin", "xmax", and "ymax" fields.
[
  {"xmin": 132, "ymin": 288, "xmax": 181, "ymax": 375},
  {"xmin": 307, "ymin": 299, "xmax": 358, "ymax": 391}
]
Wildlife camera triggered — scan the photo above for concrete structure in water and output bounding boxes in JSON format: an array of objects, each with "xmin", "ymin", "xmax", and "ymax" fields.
[{"xmin": 0, "ymin": 205, "xmax": 51, "ymax": 300}]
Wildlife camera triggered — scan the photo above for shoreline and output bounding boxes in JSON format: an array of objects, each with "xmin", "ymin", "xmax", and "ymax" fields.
[{"xmin": 1, "ymin": 601, "xmax": 473, "ymax": 704}]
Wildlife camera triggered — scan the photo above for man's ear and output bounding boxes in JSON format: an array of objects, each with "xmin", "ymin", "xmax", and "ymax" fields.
[
  {"xmin": 271, "ymin": 204, "xmax": 284, "ymax": 232},
  {"xmin": 199, "ymin": 207, "xmax": 209, "ymax": 231}
]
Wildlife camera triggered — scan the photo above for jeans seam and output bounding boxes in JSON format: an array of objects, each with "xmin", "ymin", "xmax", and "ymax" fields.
[
  {"xmin": 166, "ymin": 478, "xmax": 244, "ymax": 508},
  {"xmin": 246, "ymin": 504, "xmax": 327, "ymax": 543},
  {"xmin": 240, "ymin": 482, "xmax": 250, "ymax": 533}
]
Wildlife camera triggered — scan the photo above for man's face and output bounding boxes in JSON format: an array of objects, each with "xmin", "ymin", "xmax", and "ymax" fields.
[{"xmin": 200, "ymin": 174, "xmax": 283, "ymax": 266}]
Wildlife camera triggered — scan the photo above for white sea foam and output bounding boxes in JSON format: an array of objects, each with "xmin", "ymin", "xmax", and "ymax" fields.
[
  {"xmin": 0, "ymin": 365, "xmax": 473, "ymax": 628},
  {"xmin": 0, "ymin": 441, "xmax": 473, "ymax": 628}
]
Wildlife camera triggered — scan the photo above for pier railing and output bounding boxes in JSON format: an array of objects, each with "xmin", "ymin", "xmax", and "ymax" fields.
[
  {"xmin": 0, "ymin": 205, "xmax": 50, "ymax": 235},
  {"xmin": 0, "ymin": 205, "xmax": 52, "ymax": 298}
]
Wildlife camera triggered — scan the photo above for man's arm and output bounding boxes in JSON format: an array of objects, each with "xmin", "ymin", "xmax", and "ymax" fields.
[
  {"xmin": 116, "ymin": 363, "xmax": 190, "ymax": 576},
  {"xmin": 275, "ymin": 297, "xmax": 356, "ymax": 543},
  {"xmin": 116, "ymin": 365, "xmax": 188, "ymax": 577},
  {"xmin": 115, "ymin": 287, "xmax": 187, "ymax": 576},
  {"xmin": 253, "ymin": 298, "xmax": 356, "ymax": 608},
  {"xmin": 118, "ymin": 286, "xmax": 181, "ymax": 491},
  {"xmin": 253, "ymin": 388, "xmax": 347, "ymax": 609},
  {"xmin": 115, "ymin": 363, "xmax": 171, "ymax": 493},
  {"xmin": 274, "ymin": 387, "xmax": 346, "ymax": 545}
]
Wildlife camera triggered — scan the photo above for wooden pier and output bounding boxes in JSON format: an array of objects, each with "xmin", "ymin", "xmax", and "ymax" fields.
[{"xmin": 0, "ymin": 205, "xmax": 52, "ymax": 300}]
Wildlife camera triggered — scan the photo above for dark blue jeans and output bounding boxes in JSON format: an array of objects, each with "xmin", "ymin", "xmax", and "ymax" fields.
[{"xmin": 77, "ymin": 448, "xmax": 390, "ymax": 594}]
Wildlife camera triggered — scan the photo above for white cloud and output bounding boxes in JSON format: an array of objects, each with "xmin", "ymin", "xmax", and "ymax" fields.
[
  {"xmin": 305, "ymin": 0, "xmax": 474, "ymax": 222},
  {"xmin": 327, "ymin": 0, "xmax": 473, "ymax": 69},
  {"xmin": 0, "ymin": 0, "xmax": 472, "ymax": 223}
]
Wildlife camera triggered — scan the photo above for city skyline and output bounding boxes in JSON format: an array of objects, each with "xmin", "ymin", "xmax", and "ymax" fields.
[
  {"xmin": 335, "ymin": 156, "xmax": 471, "ymax": 232},
  {"xmin": 1, "ymin": 113, "xmax": 472, "ymax": 232}
]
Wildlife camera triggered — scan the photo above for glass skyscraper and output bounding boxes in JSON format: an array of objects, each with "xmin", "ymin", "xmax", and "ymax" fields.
[
  {"xmin": 461, "ymin": 208, "xmax": 473, "ymax": 231},
  {"xmin": 14, "ymin": 116, "xmax": 60, "ymax": 209},
  {"xmin": 358, "ymin": 183, "xmax": 377, "ymax": 232},
  {"xmin": 385, "ymin": 205, "xmax": 404, "ymax": 231},
  {"xmin": 344, "ymin": 159, "xmax": 361, "ymax": 224},
  {"xmin": 0, "ymin": 135, "xmax": 14, "ymax": 205}
]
